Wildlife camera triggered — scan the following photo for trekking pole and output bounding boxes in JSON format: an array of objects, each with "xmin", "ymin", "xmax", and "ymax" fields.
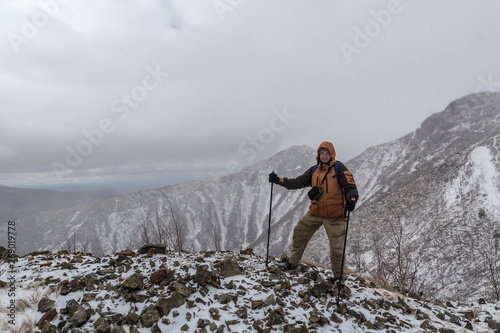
[
  {"xmin": 337, "ymin": 210, "xmax": 350, "ymax": 306},
  {"xmin": 265, "ymin": 182, "xmax": 274, "ymax": 268}
]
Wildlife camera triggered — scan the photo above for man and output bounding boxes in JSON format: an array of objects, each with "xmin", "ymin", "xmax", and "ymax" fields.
[{"xmin": 269, "ymin": 141, "xmax": 358, "ymax": 284}]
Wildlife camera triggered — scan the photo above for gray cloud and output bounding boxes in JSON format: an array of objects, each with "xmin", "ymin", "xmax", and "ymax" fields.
[{"xmin": 0, "ymin": 0, "xmax": 499, "ymax": 190}]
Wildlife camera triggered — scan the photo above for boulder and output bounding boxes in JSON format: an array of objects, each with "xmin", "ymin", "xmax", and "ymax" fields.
[
  {"xmin": 139, "ymin": 244, "xmax": 166, "ymax": 255},
  {"xmin": 121, "ymin": 272, "xmax": 145, "ymax": 291},
  {"xmin": 140, "ymin": 304, "xmax": 160, "ymax": 328}
]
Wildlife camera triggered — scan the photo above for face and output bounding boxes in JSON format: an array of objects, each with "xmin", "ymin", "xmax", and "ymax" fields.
[{"xmin": 319, "ymin": 150, "xmax": 331, "ymax": 163}]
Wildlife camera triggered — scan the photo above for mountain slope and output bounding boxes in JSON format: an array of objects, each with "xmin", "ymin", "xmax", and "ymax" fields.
[
  {"xmin": 14, "ymin": 145, "xmax": 315, "ymax": 256},
  {"xmin": 1, "ymin": 249, "xmax": 499, "ymax": 332}
]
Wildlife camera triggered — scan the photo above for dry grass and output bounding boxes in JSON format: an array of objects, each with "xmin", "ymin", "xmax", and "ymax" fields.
[{"xmin": 0, "ymin": 315, "xmax": 36, "ymax": 333}]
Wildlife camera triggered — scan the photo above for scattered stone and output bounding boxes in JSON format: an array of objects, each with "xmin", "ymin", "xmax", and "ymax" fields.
[
  {"xmin": 121, "ymin": 272, "xmax": 145, "ymax": 291},
  {"xmin": 197, "ymin": 318, "xmax": 210, "ymax": 328},
  {"xmin": 37, "ymin": 308, "xmax": 57, "ymax": 328},
  {"xmin": 38, "ymin": 297, "xmax": 55, "ymax": 313},
  {"xmin": 94, "ymin": 317, "xmax": 111, "ymax": 333},
  {"xmin": 489, "ymin": 319, "xmax": 500, "ymax": 330},
  {"xmin": 219, "ymin": 293, "xmax": 232, "ymax": 304},
  {"xmin": 214, "ymin": 258, "xmax": 243, "ymax": 278},
  {"xmin": 150, "ymin": 268, "xmax": 175, "ymax": 285},
  {"xmin": 156, "ymin": 291, "xmax": 185, "ymax": 317},
  {"xmin": 110, "ymin": 325, "xmax": 126, "ymax": 333},
  {"xmin": 236, "ymin": 305, "xmax": 248, "ymax": 319},
  {"xmin": 139, "ymin": 244, "xmax": 167, "ymax": 255},
  {"xmin": 251, "ymin": 299, "xmax": 264, "ymax": 309},
  {"xmin": 140, "ymin": 304, "xmax": 160, "ymax": 328},
  {"xmin": 83, "ymin": 273, "xmax": 100, "ymax": 291},
  {"xmin": 267, "ymin": 307, "xmax": 284, "ymax": 326},
  {"xmin": 69, "ymin": 307, "xmax": 90, "ymax": 327},
  {"xmin": 151, "ymin": 323, "xmax": 163, "ymax": 333},
  {"xmin": 181, "ymin": 324, "xmax": 189, "ymax": 331},
  {"xmin": 439, "ymin": 328, "xmax": 455, "ymax": 333},
  {"xmin": 174, "ymin": 281, "xmax": 192, "ymax": 297}
]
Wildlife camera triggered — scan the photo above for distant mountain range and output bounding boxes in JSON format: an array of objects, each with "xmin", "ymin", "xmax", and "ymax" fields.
[
  {"xmin": 10, "ymin": 92, "xmax": 500, "ymax": 302},
  {"xmin": 0, "ymin": 186, "xmax": 117, "ymax": 225}
]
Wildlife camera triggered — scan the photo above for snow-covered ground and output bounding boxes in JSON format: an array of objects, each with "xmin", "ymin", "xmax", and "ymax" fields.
[{"xmin": 1, "ymin": 248, "xmax": 499, "ymax": 332}]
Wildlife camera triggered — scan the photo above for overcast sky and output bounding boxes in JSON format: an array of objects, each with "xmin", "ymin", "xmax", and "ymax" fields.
[{"xmin": 1, "ymin": 0, "xmax": 499, "ymax": 191}]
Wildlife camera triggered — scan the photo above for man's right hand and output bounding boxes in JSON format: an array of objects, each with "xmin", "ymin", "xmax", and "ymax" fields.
[{"xmin": 269, "ymin": 172, "xmax": 279, "ymax": 184}]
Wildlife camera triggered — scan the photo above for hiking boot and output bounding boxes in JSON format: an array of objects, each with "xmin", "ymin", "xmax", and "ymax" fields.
[{"xmin": 277, "ymin": 261, "xmax": 298, "ymax": 271}]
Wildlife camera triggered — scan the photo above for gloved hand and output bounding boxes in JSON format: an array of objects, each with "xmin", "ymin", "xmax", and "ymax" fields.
[
  {"xmin": 345, "ymin": 195, "xmax": 357, "ymax": 212},
  {"xmin": 269, "ymin": 172, "xmax": 279, "ymax": 184}
]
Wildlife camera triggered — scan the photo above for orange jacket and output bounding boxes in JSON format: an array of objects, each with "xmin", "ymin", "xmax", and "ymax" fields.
[{"xmin": 278, "ymin": 141, "xmax": 358, "ymax": 221}]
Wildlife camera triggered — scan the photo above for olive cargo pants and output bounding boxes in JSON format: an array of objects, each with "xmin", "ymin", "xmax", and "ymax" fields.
[{"xmin": 289, "ymin": 212, "xmax": 346, "ymax": 278}]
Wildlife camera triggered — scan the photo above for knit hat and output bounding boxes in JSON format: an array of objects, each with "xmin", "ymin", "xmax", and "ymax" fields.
[{"xmin": 319, "ymin": 147, "xmax": 330, "ymax": 154}]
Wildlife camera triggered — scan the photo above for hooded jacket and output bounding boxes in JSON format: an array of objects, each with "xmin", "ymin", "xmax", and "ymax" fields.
[{"xmin": 278, "ymin": 141, "xmax": 358, "ymax": 221}]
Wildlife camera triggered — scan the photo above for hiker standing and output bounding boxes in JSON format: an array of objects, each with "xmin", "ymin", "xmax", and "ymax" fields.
[{"xmin": 268, "ymin": 141, "xmax": 358, "ymax": 284}]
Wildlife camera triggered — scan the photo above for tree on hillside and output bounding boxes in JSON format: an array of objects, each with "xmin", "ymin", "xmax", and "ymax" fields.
[{"xmin": 140, "ymin": 193, "xmax": 187, "ymax": 254}]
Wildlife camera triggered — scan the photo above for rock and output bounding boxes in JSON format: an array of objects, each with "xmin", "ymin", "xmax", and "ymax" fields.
[
  {"xmin": 116, "ymin": 249, "xmax": 136, "ymax": 256},
  {"xmin": 251, "ymin": 299, "xmax": 264, "ymax": 309},
  {"xmin": 330, "ymin": 311, "xmax": 343, "ymax": 324},
  {"xmin": 174, "ymin": 281, "xmax": 191, "ymax": 297},
  {"xmin": 69, "ymin": 307, "xmax": 90, "ymax": 327},
  {"xmin": 110, "ymin": 325, "xmax": 126, "ymax": 333},
  {"xmin": 151, "ymin": 323, "xmax": 163, "ymax": 333},
  {"xmin": 195, "ymin": 265, "xmax": 219, "ymax": 287},
  {"xmin": 94, "ymin": 317, "xmax": 111, "ymax": 333},
  {"xmin": 197, "ymin": 318, "xmax": 210, "ymax": 328},
  {"xmin": 38, "ymin": 297, "xmax": 55, "ymax": 313},
  {"xmin": 150, "ymin": 268, "xmax": 175, "ymax": 285},
  {"xmin": 439, "ymin": 328, "xmax": 455, "ymax": 333},
  {"xmin": 268, "ymin": 307, "xmax": 284, "ymax": 326},
  {"xmin": 125, "ymin": 312, "xmax": 140, "ymax": 325},
  {"xmin": 83, "ymin": 273, "xmax": 100, "ymax": 291},
  {"xmin": 214, "ymin": 258, "xmax": 243, "ymax": 278},
  {"xmin": 104, "ymin": 312, "xmax": 124, "ymax": 325},
  {"xmin": 156, "ymin": 292, "xmax": 185, "ymax": 317},
  {"xmin": 40, "ymin": 323, "xmax": 58, "ymax": 333},
  {"xmin": 59, "ymin": 278, "xmax": 85, "ymax": 295},
  {"xmin": 59, "ymin": 262, "xmax": 75, "ymax": 270},
  {"xmin": 459, "ymin": 310, "xmax": 474, "ymax": 321},
  {"xmin": 181, "ymin": 324, "xmax": 189, "ymax": 331},
  {"xmin": 236, "ymin": 305, "xmax": 248, "ymax": 319},
  {"xmin": 312, "ymin": 282, "xmax": 330, "ymax": 298},
  {"xmin": 263, "ymin": 294, "xmax": 274, "ymax": 307},
  {"xmin": 489, "ymin": 319, "xmax": 500, "ymax": 330},
  {"xmin": 61, "ymin": 299, "xmax": 80, "ymax": 316},
  {"xmin": 36, "ymin": 308, "xmax": 57, "ymax": 328},
  {"xmin": 449, "ymin": 314, "xmax": 461, "ymax": 325},
  {"xmin": 140, "ymin": 304, "xmax": 160, "ymax": 328},
  {"xmin": 121, "ymin": 272, "xmax": 145, "ymax": 291},
  {"xmin": 139, "ymin": 244, "xmax": 166, "ymax": 255},
  {"xmin": 284, "ymin": 324, "xmax": 309, "ymax": 333},
  {"xmin": 219, "ymin": 293, "xmax": 232, "ymax": 304}
]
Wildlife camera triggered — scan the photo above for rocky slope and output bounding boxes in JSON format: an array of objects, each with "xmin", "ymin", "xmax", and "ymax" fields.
[{"xmin": 1, "ymin": 248, "xmax": 499, "ymax": 333}]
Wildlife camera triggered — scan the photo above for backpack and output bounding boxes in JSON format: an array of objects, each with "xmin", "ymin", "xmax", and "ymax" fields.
[{"xmin": 312, "ymin": 161, "xmax": 340, "ymax": 180}]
